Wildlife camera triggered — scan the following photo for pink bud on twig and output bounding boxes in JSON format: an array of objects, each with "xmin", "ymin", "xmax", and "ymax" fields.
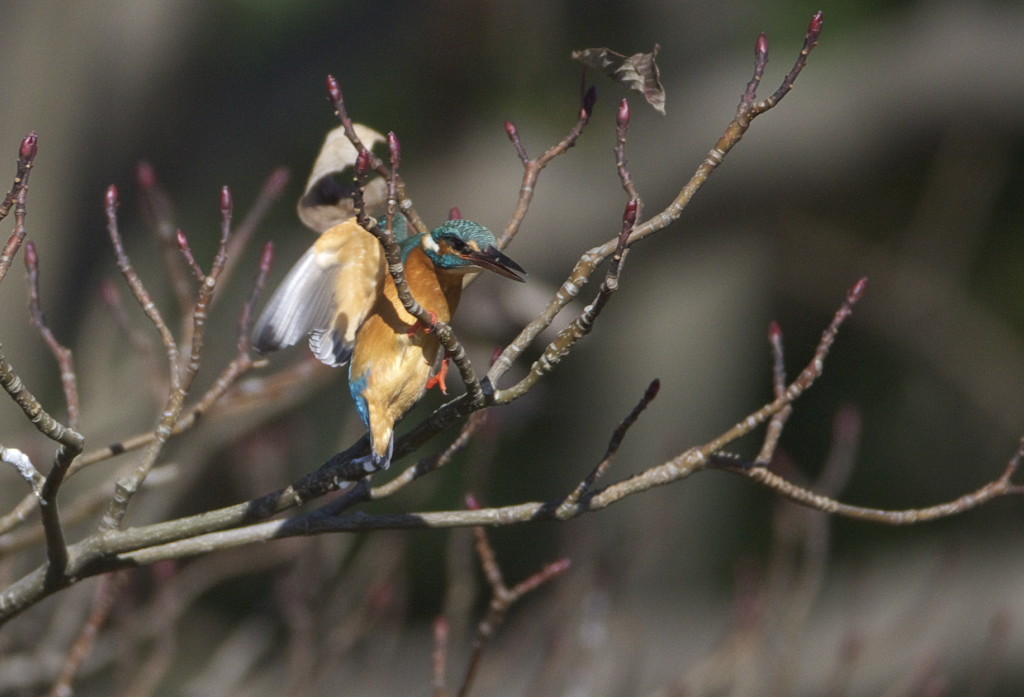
[
  {"xmin": 326, "ymin": 74, "xmax": 342, "ymax": 104},
  {"xmin": 220, "ymin": 186, "xmax": 233, "ymax": 214},
  {"xmin": 465, "ymin": 493, "xmax": 481, "ymax": 510},
  {"xmin": 848, "ymin": 277, "xmax": 867, "ymax": 303},
  {"xmin": 622, "ymin": 198, "xmax": 638, "ymax": 226},
  {"xmin": 19, "ymin": 132, "xmax": 38, "ymax": 161},
  {"xmin": 617, "ymin": 99, "xmax": 630, "ymax": 129},
  {"xmin": 546, "ymin": 558, "xmax": 572, "ymax": 576},
  {"xmin": 448, "ymin": 206, "xmax": 462, "ymax": 220},
  {"xmin": 355, "ymin": 149, "xmax": 372, "ymax": 175},
  {"xmin": 24, "ymin": 240, "xmax": 37, "ymax": 268},
  {"xmin": 105, "ymin": 185, "xmax": 118, "ymax": 209},
  {"xmin": 755, "ymin": 33, "xmax": 769, "ymax": 62},
  {"xmin": 387, "ymin": 131, "xmax": 401, "ymax": 169},
  {"xmin": 808, "ymin": 10, "xmax": 824, "ymax": 36},
  {"xmin": 504, "ymin": 120, "xmax": 518, "ymax": 141}
]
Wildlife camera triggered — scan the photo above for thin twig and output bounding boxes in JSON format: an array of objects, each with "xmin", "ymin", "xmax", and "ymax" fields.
[
  {"xmin": 556, "ymin": 378, "xmax": 660, "ymax": 516},
  {"xmin": 353, "ymin": 129, "xmax": 485, "ymax": 408},
  {"xmin": 99, "ymin": 188, "xmax": 234, "ymax": 529},
  {"xmin": 104, "ymin": 185, "xmax": 180, "ymax": 385},
  {"xmin": 99, "ymin": 278, "xmax": 165, "ymax": 398},
  {"xmin": 488, "ymin": 16, "xmax": 824, "ymax": 390},
  {"xmin": 326, "ymin": 75, "xmax": 427, "ymax": 233},
  {"xmin": 175, "ymin": 229, "xmax": 206, "ymax": 281},
  {"xmin": 432, "ymin": 615, "xmax": 450, "ymax": 697},
  {"xmin": 498, "ymin": 84, "xmax": 596, "ymax": 250},
  {"xmin": 137, "ymin": 161, "xmax": 193, "ymax": 317},
  {"xmin": 219, "ymin": 166, "xmax": 290, "ymax": 295},
  {"xmin": 371, "ymin": 410, "xmax": 490, "ymax": 500},
  {"xmin": 47, "ymin": 572, "xmax": 125, "ymax": 697},
  {"xmin": 237, "ymin": 241, "xmax": 274, "ymax": 354},
  {"xmin": 456, "ymin": 496, "xmax": 570, "ymax": 697},
  {"xmin": 25, "ymin": 242, "xmax": 80, "ymax": 429},
  {"xmin": 703, "ymin": 277, "xmax": 866, "ymax": 460},
  {"xmin": 615, "ymin": 98, "xmax": 642, "ymax": 208},
  {"xmin": 0, "ymin": 132, "xmax": 38, "ymax": 221},
  {"xmin": 497, "ymin": 198, "xmax": 637, "ymax": 401},
  {"xmin": 0, "ymin": 341, "xmax": 84, "ymax": 576},
  {"xmin": 718, "ymin": 440, "xmax": 1024, "ymax": 525},
  {"xmin": 0, "ymin": 133, "xmax": 39, "ymax": 285},
  {"xmin": 755, "ymin": 320, "xmax": 791, "ymax": 465}
]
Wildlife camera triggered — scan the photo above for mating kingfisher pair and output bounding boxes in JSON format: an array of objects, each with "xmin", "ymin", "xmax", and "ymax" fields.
[{"xmin": 252, "ymin": 214, "xmax": 526, "ymax": 471}]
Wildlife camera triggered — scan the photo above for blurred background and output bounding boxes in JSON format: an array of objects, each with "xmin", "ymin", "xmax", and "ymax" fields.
[{"xmin": 0, "ymin": 0, "xmax": 1023, "ymax": 695}]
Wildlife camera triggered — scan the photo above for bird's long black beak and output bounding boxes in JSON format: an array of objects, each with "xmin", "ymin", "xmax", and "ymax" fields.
[{"xmin": 466, "ymin": 245, "xmax": 527, "ymax": 282}]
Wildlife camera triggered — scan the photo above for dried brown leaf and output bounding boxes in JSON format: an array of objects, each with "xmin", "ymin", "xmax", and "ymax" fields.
[
  {"xmin": 571, "ymin": 44, "xmax": 666, "ymax": 115},
  {"xmin": 297, "ymin": 124, "xmax": 387, "ymax": 232}
]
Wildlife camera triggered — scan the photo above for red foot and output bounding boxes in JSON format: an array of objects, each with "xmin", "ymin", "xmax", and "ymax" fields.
[
  {"xmin": 426, "ymin": 356, "xmax": 450, "ymax": 394},
  {"xmin": 407, "ymin": 310, "xmax": 439, "ymax": 336}
]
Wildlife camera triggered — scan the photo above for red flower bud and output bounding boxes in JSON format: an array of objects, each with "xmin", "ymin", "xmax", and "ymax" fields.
[
  {"xmin": 848, "ymin": 277, "xmax": 867, "ymax": 303},
  {"xmin": 808, "ymin": 10, "xmax": 824, "ymax": 36},
  {"xmin": 355, "ymin": 149, "xmax": 372, "ymax": 174},
  {"xmin": 387, "ymin": 131, "xmax": 401, "ymax": 168},
  {"xmin": 617, "ymin": 99, "xmax": 630, "ymax": 129},
  {"xmin": 19, "ymin": 132, "xmax": 38, "ymax": 161},
  {"xmin": 326, "ymin": 74, "xmax": 342, "ymax": 104},
  {"xmin": 755, "ymin": 33, "xmax": 768, "ymax": 61},
  {"xmin": 622, "ymin": 198, "xmax": 638, "ymax": 226},
  {"xmin": 220, "ymin": 186, "xmax": 233, "ymax": 214}
]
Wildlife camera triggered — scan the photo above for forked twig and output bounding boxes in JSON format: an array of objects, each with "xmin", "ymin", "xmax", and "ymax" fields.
[
  {"xmin": 0, "ymin": 133, "xmax": 39, "ymax": 284},
  {"xmin": 487, "ymin": 12, "xmax": 825, "ymax": 392},
  {"xmin": 454, "ymin": 495, "xmax": 570, "ymax": 697},
  {"xmin": 99, "ymin": 187, "xmax": 235, "ymax": 530},
  {"xmin": 556, "ymin": 378, "xmax": 660, "ymax": 516},
  {"xmin": 25, "ymin": 242, "xmax": 80, "ymax": 429}
]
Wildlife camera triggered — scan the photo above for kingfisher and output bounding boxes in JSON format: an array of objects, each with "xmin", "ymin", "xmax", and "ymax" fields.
[{"xmin": 252, "ymin": 216, "xmax": 525, "ymax": 471}]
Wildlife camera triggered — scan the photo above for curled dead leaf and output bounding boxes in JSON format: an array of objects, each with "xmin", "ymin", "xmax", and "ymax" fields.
[
  {"xmin": 571, "ymin": 45, "xmax": 666, "ymax": 115},
  {"xmin": 297, "ymin": 124, "xmax": 387, "ymax": 232}
]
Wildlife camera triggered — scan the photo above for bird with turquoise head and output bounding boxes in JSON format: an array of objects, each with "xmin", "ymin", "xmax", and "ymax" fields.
[{"xmin": 252, "ymin": 216, "xmax": 525, "ymax": 471}]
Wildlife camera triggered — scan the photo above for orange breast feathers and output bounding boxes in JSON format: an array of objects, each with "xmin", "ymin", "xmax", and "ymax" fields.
[{"xmin": 349, "ymin": 246, "xmax": 463, "ymax": 462}]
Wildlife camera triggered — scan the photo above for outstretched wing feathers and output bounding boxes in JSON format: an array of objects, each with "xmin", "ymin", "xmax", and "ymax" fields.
[
  {"xmin": 251, "ymin": 218, "xmax": 385, "ymax": 366},
  {"xmin": 251, "ymin": 245, "xmax": 340, "ymax": 354}
]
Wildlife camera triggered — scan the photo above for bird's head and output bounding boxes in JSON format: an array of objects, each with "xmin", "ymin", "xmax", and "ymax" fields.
[{"xmin": 417, "ymin": 219, "xmax": 526, "ymax": 282}]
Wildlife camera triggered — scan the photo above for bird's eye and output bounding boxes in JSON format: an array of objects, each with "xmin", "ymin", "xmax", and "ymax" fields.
[{"xmin": 448, "ymin": 237, "xmax": 467, "ymax": 252}]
